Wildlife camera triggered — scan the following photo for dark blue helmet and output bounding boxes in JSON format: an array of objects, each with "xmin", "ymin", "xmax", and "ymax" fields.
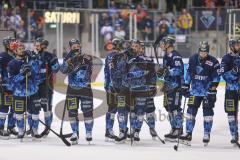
[
  {"xmin": 130, "ymin": 39, "xmax": 141, "ymax": 45},
  {"xmin": 3, "ymin": 36, "xmax": 15, "ymax": 48},
  {"xmin": 229, "ymin": 38, "xmax": 240, "ymax": 48},
  {"xmin": 69, "ymin": 38, "xmax": 80, "ymax": 47},
  {"xmin": 35, "ymin": 37, "xmax": 49, "ymax": 48},
  {"xmin": 112, "ymin": 37, "xmax": 124, "ymax": 50},
  {"xmin": 229, "ymin": 38, "xmax": 240, "ymax": 53},
  {"xmin": 198, "ymin": 41, "xmax": 210, "ymax": 53},
  {"xmin": 160, "ymin": 36, "xmax": 175, "ymax": 47}
]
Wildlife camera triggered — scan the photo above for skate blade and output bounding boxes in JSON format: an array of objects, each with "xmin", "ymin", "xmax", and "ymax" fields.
[
  {"xmin": 203, "ymin": 142, "xmax": 209, "ymax": 147},
  {"xmin": 0, "ymin": 136, "xmax": 10, "ymax": 140},
  {"xmin": 32, "ymin": 137, "xmax": 42, "ymax": 142},
  {"xmin": 19, "ymin": 137, "xmax": 41, "ymax": 142},
  {"xmin": 115, "ymin": 140, "xmax": 126, "ymax": 144},
  {"xmin": 179, "ymin": 139, "xmax": 191, "ymax": 146},
  {"xmin": 42, "ymin": 134, "xmax": 50, "ymax": 139},
  {"xmin": 152, "ymin": 136, "xmax": 157, "ymax": 141},
  {"xmin": 164, "ymin": 138, "xmax": 177, "ymax": 143},
  {"xmin": 232, "ymin": 142, "xmax": 240, "ymax": 148},
  {"xmin": 87, "ymin": 141, "xmax": 92, "ymax": 145},
  {"xmin": 132, "ymin": 140, "xmax": 140, "ymax": 145},
  {"xmin": 105, "ymin": 137, "xmax": 115, "ymax": 142},
  {"xmin": 71, "ymin": 140, "xmax": 78, "ymax": 145}
]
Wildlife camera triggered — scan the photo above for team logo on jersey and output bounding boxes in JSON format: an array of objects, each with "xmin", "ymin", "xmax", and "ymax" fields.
[
  {"xmin": 196, "ymin": 66, "xmax": 203, "ymax": 74},
  {"xmin": 205, "ymin": 60, "xmax": 213, "ymax": 66}
]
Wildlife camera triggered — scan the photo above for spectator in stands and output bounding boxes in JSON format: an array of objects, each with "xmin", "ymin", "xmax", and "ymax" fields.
[
  {"xmin": 114, "ymin": 23, "xmax": 126, "ymax": 39},
  {"xmin": 142, "ymin": 15, "xmax": 154, "ymax": 41},
  {"xmin": 16, "ymin": 20, "xmax": 27, "ymax": 41},
  {"xmin": 193, "ymin": 0, "xmax": 206, "ymax": 7},
  {"xmin": 99, "ymin": 13, "xmax": 112, "ymax": 28},
  {"xmin": 109, "ymin": 1, "xmax": 118, "ymax": 17},
  {"xmin": 157, "ymin": 14, "xmax": 169, "ymax": 40},
  {"xmin": 120, "ymin": 4, "xmax": 130, "ymax": 21},
  {"xmin": 136, "ymin": 4, "xmax": 147, "ymax": 30},
  {"xmin": 165, "ymin": 0, "xmax": 175, "ymax": 12},
  {"xmin": 0, "ymin": 8, "xmax": 11, "ymax": 29},
  {"xmin": 205, "ymin": 0, "xmax": 216, "ymax": 8},
  {"xmin": 113, "ymin": 13, "xmax": 124, "ymax": 29},
  {"xmin": 168, "ymin": 20, "xmax": 178, "ymax": 35},
  {"xmin": 9, "ymin": 8, "xmax": 22, "ymax": 31},
  {"xmin": 177, "ymin": 8, "xmax": 193, "ymax": 34},
  {"xmin": 100, "ymin": 20, "xmax": 114, "ymax": 42}
]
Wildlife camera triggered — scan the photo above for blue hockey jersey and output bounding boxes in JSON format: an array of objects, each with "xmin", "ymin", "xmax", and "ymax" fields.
[
  {"xmin": 105, "ymin": 51, "xmax": 130, "ymax": 93},
  {"xmin": 162, "ymin": 50, "xmax": 184, "ymax": 90},
  {"xmin": 123, "ymin": 55, "xmax": 156, "ymax": 92},
  {"xmin": 30, "ymin": 51, "xmax": 60, "ymax": 84},
  {"xmin": 185, "ymin": 53, "xmax": 220, "ymax": 96},
  {"xmin": 220, "ymin": 53, "xmax": 240, "ymax": 91},
  {"xmin": 0, "ymin": 51, "xmax": 15, "ymax": 91},
  {"xmin": 104, "ymin": 51, "xmax": 116, "ymax": 91},
  {"xmin": 7, "ymin": 57, "xmax": 40, "ymax": 97},
  {"xmin": 60, "ymin": 51, "xmax": 92, "ymax": 89}
]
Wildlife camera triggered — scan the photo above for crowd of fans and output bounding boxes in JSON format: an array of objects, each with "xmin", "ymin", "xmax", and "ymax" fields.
[
  {"xmin": 100, "ymin": 1, "xmax": 193, "ymax": 43},
  {"xmin": 0, "ymin": 0, "xmax": 44, "ymax": 41},
  {"xmin": 1, "ymin": 0, "xmax": 240, "ymax": 43}
]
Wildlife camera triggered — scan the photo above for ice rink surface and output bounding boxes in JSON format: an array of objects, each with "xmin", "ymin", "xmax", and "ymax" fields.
[
  {"xmin": 0, "ymin": 68, "xmax": 239, "ymax": 160},
  {"xmin": 0, "ymin": 86, "xmax": 239, "ymax": 160}
]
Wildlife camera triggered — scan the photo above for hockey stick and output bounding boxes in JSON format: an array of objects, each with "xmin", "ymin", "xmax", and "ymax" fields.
[
  {"xmin": 39, "ymin": 62, "xmax": 50, "ymax": 137},
  {"xmin": 174, "ymin": 97, "xmax": 187, "ymax": 151},
  {"xmin": 39, "ymin": 119, "xmax": 71, "ymax": 146},
  {"xmin": 59, "ymin": 98, "xmax": 73, "ymax": 138},
  {"xmin": 0, "ymin": 82, "xmax": 3, "ymax": 110},
  {"xmin": 21, "ymin": 57, "xmax": 29, "ymax": 142},
  {"xmin": 60, "ymin": 99, "xmax": 67, "ymax": 136},
  {"xmin": 143, "ymin": 119, "xmax": 165, "ymax": 144},
  {"xmin": 129, "ymin": 110, "xmax": 134, "ymax": 146},
  {"xmin": 235, "ymin": 98, "xmax": 240, "ymax": 148},
  {"xmin": 129, "ymin": 92, "xmax": 134, "ymax": 146}
]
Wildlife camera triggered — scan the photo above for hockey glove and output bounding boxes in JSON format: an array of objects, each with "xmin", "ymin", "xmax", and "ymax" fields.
[
  {"xmin": 232, "ymin": 59, "xmax": 240, "ymax": 74},
  {"xmin": 181, "ymin": 83, "xmax": 190, "ymax": 97},
  {"xmin": 205, "ymin": 89, "xmax": 217, "ymax": 104},
  {"xmin": 21, "ymin": 64, "xmax": 31, "ymax": 76},
  {"xmin": 156, "ymin": 66, "xmax": 169, "ymax": 78}
]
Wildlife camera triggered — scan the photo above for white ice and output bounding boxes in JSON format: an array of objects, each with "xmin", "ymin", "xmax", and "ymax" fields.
[{"xmin": 0, "ymin": 67, "xmax": 239, "ymax": 160}]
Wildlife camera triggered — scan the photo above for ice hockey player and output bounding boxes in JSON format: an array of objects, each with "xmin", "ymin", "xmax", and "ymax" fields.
[
  {"xmin": 179, "ymin": 41, "xmax": 220, "ymax": 146},
  {"xmin": 157, "ymin": 36, "xmax": 184, "ymax": 142},
  {"xmin": 121, "ymin": 39, "xmax": 157, "ymax": 142},
  {"xmin": 220, "ymin": 38, "xmax": 240, "ymax": 146},
  {"xmin": 7, "ymin": 41, "xmax": 41, "ymax": 139},
  {"xmin": 109, "ymin": 39, "xmax": 132, "ymax": 143},
  {"xmin": 32, "ymin": 38, "xmax": 60, "ymax": 137},
  {"xmin": 139, "ymin": 41, "xmax": 158, "ymax": 139},
  {"xmin": 0, "ymin": 36, "xmax": 18, "ymax": 139},
  {"xmin": 104, "ymin": 37, "xmax": 125, "ymax": 141},
  {"xmin": 60, "ymin": 39, "xmax": 94, "ymax": 145}
]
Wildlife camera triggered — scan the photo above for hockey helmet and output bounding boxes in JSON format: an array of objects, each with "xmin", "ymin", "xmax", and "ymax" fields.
[
  {"xmin": 35, "ymin": 37, "xmax": 49, "ymax": 48},
  {"xmin": 69, "ymin": 38, "xmax": 80, "ymax": 47},
  {"xmin": 3, "ymin": 36, "xmax": 15, "ymax": 48},
  {"xmin": 112, "ymin": 37, "xmax": 124, "ymax": 50},
  {"xmin": 160, "ymin": 36, "xmax": 175, "ymax": 47},
  {"xmin": 198, "ymin": 41, "xmax": 210, "ymax": 53}
]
